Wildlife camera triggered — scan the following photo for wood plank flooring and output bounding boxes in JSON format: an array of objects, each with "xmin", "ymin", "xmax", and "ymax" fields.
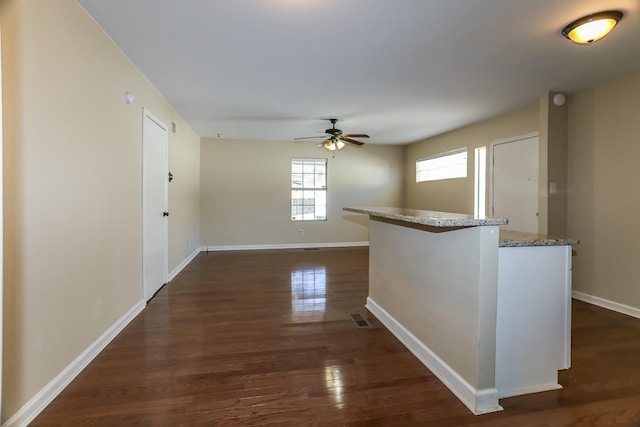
[{"xmin": 31, "ymin": 247, "xmax": 640, "ymax": 426}]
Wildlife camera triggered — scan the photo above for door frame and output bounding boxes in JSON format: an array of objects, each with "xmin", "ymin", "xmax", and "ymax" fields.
[
  {"xmin": 489, "ymin": 131, "xmax": 539, "ymax": 222},
  {"xmin": 142, "ymin": 108, "xmax": 169, "ymax": 301},
  {"xmin": 0, "ymin": 19, "xmax": 4, "ymax": 414}
]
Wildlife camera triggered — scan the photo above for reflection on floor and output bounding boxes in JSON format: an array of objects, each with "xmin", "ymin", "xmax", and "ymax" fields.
[
  {"xmin": 324, "ymin": 364, "xmax": 344, "ymax": 410},
  {"xmin": 291, "ymin": 266, "xmax": 327, "ymax": 321}
]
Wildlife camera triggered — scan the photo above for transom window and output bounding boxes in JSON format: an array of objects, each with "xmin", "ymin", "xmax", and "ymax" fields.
[
  {"xmin": 291, "ymin": 158, "xmax": 327, "ymax": 221},
  {"xmin": 416, "ymin": 148, "xmax": 468, "ymax": 182}
]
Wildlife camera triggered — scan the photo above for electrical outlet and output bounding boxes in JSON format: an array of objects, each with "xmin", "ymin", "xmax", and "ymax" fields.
[
  {"xmin": 186, "ymin": 239, "xmax": 190, "ymax": 248},
  {"xmin": 298, "ymin": 229, "xmax": 304, "ymax": 236}
]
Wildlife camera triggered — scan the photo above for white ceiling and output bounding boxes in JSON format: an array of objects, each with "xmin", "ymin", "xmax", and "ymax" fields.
[{"xmin": 78, "ymin": 0, "xmax": 640, "ymax": 145}]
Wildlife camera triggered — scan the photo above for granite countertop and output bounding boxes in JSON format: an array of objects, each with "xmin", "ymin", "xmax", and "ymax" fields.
[
  {"xmin": 344, "ymin": 206, "xmax": 579, "ymax": 247},
  {"xmin": 343, "ymin": 206, "xmax": 508, "ymax": 227},
  {"xmin": 499, "ymin": 230, "xmax": 579, "ymax": 247}
]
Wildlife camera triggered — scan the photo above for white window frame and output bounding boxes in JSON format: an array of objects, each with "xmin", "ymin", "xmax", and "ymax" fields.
[
  {"xmin": 474, "ymin": 146, "xmax": 487, "ymax": 218},
  {"xmin": 416, "ymin": 148, "xmax": 468, "ymax": 183},
  {"xmin": 291, "ymin": 158, "xmax": 327, "ymax": 221}
]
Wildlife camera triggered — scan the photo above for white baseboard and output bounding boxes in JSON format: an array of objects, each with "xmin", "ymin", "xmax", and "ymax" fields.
[
  {"xmin": 365, "ymin": 297, "xmax": 502, "ymax": 415},
  {"xmin": 204, "ymin": 241, "xmax": 369, "ymax": 252},
  {"xmin": 3, "ymin": 300, "xmax": 145, "ymax": 427},
  {"xmin": 498, "ymin": 383, "xmax": 562, "ymax": 399},
  {"xmin": 572, "ymin": 291, "xmax": 640, "ymax": 319},
  {"xmin": 168, "ymin": 247, "xmax": 202, "ymax": 282}
]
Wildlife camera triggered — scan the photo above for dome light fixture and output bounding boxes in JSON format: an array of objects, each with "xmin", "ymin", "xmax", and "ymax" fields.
[{"xmin": 562, "ymin": 10, "xmax": 623, "ymax": 44}]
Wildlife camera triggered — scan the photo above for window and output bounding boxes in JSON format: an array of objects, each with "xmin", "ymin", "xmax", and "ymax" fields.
[
  {"xmin": 474, "ymin": 147, "xmax": 487, "ymax": 218},
  {"xmin": 291, "ymin": 158, "xmax": 327, "ymax": 221},
  {"xmin": 416, "ymin": 148, "xmax": 468, "ymax": 182}
]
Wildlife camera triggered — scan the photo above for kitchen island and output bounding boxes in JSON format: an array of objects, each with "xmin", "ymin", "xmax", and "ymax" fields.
[{"xmin": 343, "ymin": 206, "xmax": 578, "ymax": 415}]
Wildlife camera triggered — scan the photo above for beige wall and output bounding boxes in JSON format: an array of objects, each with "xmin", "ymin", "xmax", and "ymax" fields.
[
  {"xmin": 568, "ymin": 70, "xmax": 640, "ymax": 308},
  {"xmin": 539, "ymin": 92, "xmax": 569, "ymax": 236},
  {"xmin": 168, "ymin": 123, "xmax": 200, "ymax": 271},
  {"xmin": 404, "ymin": 105, "xmax": 539, "ymax": 214},
  {"xmin": 200, "ymin": 138, "xmax": 404, "ymax": 246},
  {"xmin": 1, "ymin": 0, "xmax": 199, "ymax": 421}
]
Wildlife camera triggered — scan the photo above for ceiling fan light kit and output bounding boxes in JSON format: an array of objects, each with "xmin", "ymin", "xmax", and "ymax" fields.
[
  {"xmin": 324, "ymin": 138, "xmax": 345, "ymax": 151},
  {"xmin": 294, "ymin": 118, "xmax": 369, "ymax": 152},
  {"xmin": 562, "ymin": 10, "xmax": 623, "ymax": 44}
]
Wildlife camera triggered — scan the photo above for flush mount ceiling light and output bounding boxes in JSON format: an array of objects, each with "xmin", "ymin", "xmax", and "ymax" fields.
[{"xmin": 562, "ymin": 10, "xmax": 623, "ymax": 44}]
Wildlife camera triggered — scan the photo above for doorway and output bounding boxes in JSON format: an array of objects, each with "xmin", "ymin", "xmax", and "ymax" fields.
[
  {"xmin": 142, "ymin": 108, "xmax": 168, "ymax": 301},
  {"xmin": 490, "ymin": 133, "xmax": 539, "ymax": 233}
]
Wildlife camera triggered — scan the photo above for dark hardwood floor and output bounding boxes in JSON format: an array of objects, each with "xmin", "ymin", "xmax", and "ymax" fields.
[{"xmin": 31, "ymin": 247, "xmax": 640, "ymax": 426}]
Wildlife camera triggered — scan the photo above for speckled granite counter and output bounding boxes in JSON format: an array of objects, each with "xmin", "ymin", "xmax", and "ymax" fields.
[
  {"xmin": 499, "ymin": 230, "xmax": 579, "ymax": 247},
  {"xmin": 343, "ymin": 206, "xmax": 507, "ymax": 227},
  {"xmin": 343, "ymin": 206, "xmax": 578, "ymax": 247}
]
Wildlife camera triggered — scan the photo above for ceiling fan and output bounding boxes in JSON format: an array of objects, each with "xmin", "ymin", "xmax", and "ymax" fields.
[{"xmin": 294, "ymin": 119, "xmax": 369, "ymax": 151}]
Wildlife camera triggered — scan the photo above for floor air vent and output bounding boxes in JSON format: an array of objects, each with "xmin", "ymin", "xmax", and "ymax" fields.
[{"xmin": 350, "ymin": 313, "xmax": 371, "ymax": 328}]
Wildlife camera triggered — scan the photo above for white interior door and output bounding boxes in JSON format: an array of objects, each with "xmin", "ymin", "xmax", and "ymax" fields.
[
  {"xmin": 491, "ymin": 134, "xmax": 539, "ymax": 233},
  {"xmin": 143, "ymin": 109, "xmax": 168, "ymax": 301}
]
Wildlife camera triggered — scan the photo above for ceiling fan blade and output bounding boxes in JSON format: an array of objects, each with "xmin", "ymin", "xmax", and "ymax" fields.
[
  {"xmin": 341, "ymin": 136, "xmax": 365, "ymax": 146},
  {"xmin": 294, "ymin": 135, "xmax": 326, "ymax": 140},
  {"xmin": 343, "ymin": 134, "xmax": 370, "ymax": 138}
]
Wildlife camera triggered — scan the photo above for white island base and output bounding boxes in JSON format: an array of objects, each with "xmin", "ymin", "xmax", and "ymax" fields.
[{"xmin": 344, "ymin": 207, "xmax": 576, "ymax": 415}]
